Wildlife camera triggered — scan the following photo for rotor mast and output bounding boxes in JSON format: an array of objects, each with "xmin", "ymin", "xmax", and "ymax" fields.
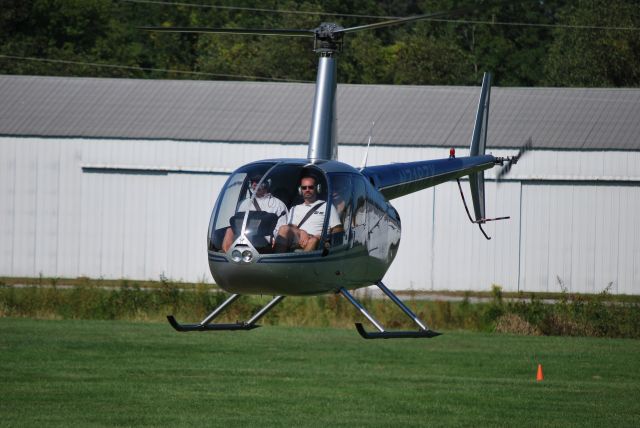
[{"xmin": 307, "ymin": 24, "xmax": 343, "ymax": 163}]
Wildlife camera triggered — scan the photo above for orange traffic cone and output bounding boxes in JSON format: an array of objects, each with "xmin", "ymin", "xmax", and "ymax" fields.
[{"xmin": 536, "ymin": 364, "xmax": 544, "ymax": 382}]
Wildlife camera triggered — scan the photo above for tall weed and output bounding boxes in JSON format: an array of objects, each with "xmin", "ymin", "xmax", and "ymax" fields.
[{"xmin": 1, "ymin": 280, "xmax": 638, "ymax": 338}]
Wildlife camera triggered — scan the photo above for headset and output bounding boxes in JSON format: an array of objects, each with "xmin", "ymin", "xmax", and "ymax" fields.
[
  {"xmin": 258, "ymin": 178, "xmax": 271, "ymax": 189},
  {"xmin": 248, "ymin": 175, "xmax": 271, "ymax": 197},
  {"xmin": 250, "ymin": 175, "xmax": 271, "ymax": 189}
]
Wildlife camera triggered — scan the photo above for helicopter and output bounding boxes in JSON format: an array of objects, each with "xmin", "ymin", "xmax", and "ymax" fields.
[{"xmin": 142, "ymin": 9, "xmax": 527, "ymax": 339}]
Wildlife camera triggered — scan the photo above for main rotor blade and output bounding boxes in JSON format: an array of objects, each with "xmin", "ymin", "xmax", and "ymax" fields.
[
  {"xmin": 140, "ymin": 26, "xmax": 315, "ymax": 37},
  {"xmin": 337, "ymin": 8, "xmax": 466, "ymax": 34}
]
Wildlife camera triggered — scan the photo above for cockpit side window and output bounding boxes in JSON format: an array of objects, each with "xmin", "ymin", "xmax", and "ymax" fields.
[
  {"xmin": 327, "ymin": 173, "xmax": 353, "ymax": 247},
  {"xmin": 213, "ymin": 172, "xmax": 246, "ymax": 233},
  {"xmin": 208, "ymin": 171, "xmax": 247, "ymax": 251},
  {"xmin": 351, "ymin": 175, "xmax": 368, "ymax": 248},
  {"xmin": 209, "ymin": 163, "xmax": 276, "ymax": 252}
]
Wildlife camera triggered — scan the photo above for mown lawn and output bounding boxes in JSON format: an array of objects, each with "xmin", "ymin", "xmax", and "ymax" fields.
[{"xmin": 1, "ymin": 318, "xmax": 639, "ymax": 427}]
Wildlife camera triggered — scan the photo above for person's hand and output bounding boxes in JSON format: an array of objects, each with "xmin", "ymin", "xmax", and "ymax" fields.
[{"xmin": 299, "ymin": 230, "xmax": 309, "ymax": 247}]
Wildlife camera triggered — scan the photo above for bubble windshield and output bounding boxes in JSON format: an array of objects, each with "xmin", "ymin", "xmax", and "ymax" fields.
[{"xmin": 208, "ymin": 163, "xmax": 347, "ymax": 255}]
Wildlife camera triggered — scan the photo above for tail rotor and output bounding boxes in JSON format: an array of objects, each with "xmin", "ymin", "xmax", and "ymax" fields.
[{"xmin": 496, "ymin": 137, "xmax": 533, "ymax": 181}]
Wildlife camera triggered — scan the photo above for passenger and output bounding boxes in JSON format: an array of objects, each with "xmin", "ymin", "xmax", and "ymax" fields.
[
  {"xmin": 332, "ymin": 190, "xmax": 346, "ymax": 217},
  {"xmin": 222, "ymin": 174, "xmax": 288, "ymax": 252},
  {"xmin": 274, "ymin": 175, "xmax": 341, "ymax": 252},
  {"xmin": 330, "ymin": 182, "xmax": 354, "ymax": 227}
]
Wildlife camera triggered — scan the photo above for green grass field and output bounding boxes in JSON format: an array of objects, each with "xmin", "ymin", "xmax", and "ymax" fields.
[{"xmin": 2, "ymin": 318, "xmax": 639, "ymax": 427}]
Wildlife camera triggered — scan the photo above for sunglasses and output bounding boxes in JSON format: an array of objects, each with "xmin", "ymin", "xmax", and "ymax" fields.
[{"xmin": 300, "ymin": 185, "xmax": 315, "ymax": 190}]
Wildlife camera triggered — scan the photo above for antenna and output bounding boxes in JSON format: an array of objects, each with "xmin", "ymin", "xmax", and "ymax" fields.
[{"xmin": 359, "ymin": 121, "xmax": 376, "ymax": 170}]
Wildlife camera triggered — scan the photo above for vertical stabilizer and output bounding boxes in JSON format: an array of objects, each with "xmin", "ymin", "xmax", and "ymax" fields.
[{"xmin": 468, "ymin": 72, "xmax": 491, "ymax": 221}]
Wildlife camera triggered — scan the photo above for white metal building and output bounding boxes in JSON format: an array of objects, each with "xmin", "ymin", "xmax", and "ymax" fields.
[{"xmin": 1, "ymin": 75, "xmax": 639, "ymax": 294}]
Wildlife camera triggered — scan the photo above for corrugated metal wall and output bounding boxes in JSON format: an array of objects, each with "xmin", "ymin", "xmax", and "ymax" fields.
[
  {"xmin": 519, "ymin": 182, "xmax": 640, "ymax": 294},
  {"xmin": 1, "ymin": 137, "xmax": 639, "ymax": 294}
]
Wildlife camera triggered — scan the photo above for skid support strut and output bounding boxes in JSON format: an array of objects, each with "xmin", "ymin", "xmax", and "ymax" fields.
[
  {"xmin": 339, "ymin": 282, "xmax": 441, "ymax": 339},
  {"xmin": 167, "ymin": 294, "xmax": 285, "ymax": 332}
]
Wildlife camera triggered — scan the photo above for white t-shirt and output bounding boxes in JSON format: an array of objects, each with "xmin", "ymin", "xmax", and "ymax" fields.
[
  {"xmin": 238, "ymin": 194, "xmax": 288, "ymax": 236},
  {"xmin": 288, "ymin": 200, "xmax": 341, "ymax": 236}
]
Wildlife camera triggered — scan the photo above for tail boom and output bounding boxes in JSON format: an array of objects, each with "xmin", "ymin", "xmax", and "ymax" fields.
[{"xmin": 362, "ymin": 155, "xmax": 494, "ymax": 200}]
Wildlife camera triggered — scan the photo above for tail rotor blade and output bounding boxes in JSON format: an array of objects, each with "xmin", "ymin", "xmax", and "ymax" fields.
[
  {"xmin": 496, "ymin": 163, "xmax": 511, "ymax": 181},
  {"xmin": 516, "ymin": 137, "xmax": 533, "ymax": 160},
  {"xmin": 497, "ymin": 137, "xmax": 532, "ymax": 181}
]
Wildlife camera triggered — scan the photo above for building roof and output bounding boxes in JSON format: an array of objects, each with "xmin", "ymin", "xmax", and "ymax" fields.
[{"xmin": 1, "ymin": 74, "xmax": 638, "ymax": 150}]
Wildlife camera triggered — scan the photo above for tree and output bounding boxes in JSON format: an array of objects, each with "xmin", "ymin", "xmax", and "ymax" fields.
[
  {"xmin": 544, "ymin": 0, "xmax": 640, "ymax": 87},
  {"xmin": 0, "ymin": 0, "xmax": 142, "ymax": 77},
  {"xmin": 388, "ymin": 29, "xmax": 475, "ymax": 85},
  {"xmin": 195, "ymin": 1, "xmax": 320, "ymax": 81},
  {"xmin": 0, "ymin": 0, "xmax": 638, "ymax": 86}
]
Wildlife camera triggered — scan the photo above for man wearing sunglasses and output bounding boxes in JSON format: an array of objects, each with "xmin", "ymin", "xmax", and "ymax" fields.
[{"xmin": 274, "ymin": 175, "xmax": 341, "ymax": 252}]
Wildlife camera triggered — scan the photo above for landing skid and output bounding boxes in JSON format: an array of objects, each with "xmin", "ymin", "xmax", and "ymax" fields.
[
  {"xmin": 340, "ymin": 282, "xmax": 441, "ymax": 339},
  {"xmin": 167, "ymin": 293, "xmax": 285, "ymax": 332},
  {"xmin": 354, "ymin": 323, "xmax": 441, "ymax": 339},
  {"xmin": 167, "ymin": 315, "xmax": 261, "ymax": 331}
]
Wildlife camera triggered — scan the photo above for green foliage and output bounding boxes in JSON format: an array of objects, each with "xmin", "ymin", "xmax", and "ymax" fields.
[
  {"xmin": 500, "ymin": 284, "xmax": 640, "ymax": 338},
  {"xmin": 2, "ymin": 280, "xmax": 638, "ymax": 338},
  {"xmin": 544, "ymin": 0, "xmax": 640, "ymax": 86},
  {"xmin": 1, "ymin": 0, "xmax": 638, "ymax": 86},
  {"xmin": 390, "ymin": 31, "xmax": 475, "ymax": 85}
]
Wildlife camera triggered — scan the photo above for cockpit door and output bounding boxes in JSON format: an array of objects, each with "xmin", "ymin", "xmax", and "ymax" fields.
[
  {"xmin": 351, "ymin": 175, "xmax": 368, "ymax": 249},
  {"xmin": 327, "ymin": 173, "xmax": 353, "ymax": 248},
  {"xmin": 327, "ymin": 173, "xmax": 367, "ymax": 250}
]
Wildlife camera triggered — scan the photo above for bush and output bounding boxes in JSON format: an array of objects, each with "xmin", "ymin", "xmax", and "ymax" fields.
[
  {"xmin": 1, "ymin": 279, "xmax": 638, "ymax": 338},
  {"xmin": 495, "ymin": 313, "xmax": 542, "ymax": 336}
]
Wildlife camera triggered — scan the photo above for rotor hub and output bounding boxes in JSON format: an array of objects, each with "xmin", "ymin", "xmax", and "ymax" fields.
[{"xmin": 313, "ymin": 23, "xmax": 344, "ymax": 54}]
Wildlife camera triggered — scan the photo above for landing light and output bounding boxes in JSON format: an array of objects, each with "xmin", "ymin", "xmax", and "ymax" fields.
[
  {"xmin": 242, "ymin": 250, "xmax": 253, "ymax": 263},
  {"xmin": 231, "ymin": 250, "xmax": 242, "ymax": 262}
]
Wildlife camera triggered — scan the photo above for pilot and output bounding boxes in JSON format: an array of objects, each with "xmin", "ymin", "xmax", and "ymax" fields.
[
  {"xmin": 274, "ymin": 175, "xmax": 342, "ymax": 252},
  {"xmin": 222, "ymin": 174, "xmax": 288, "ymax": 252}
]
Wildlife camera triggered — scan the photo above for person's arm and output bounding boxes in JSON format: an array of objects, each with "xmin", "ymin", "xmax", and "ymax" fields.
[
  {"xmin": 273, "ymin": 201, "xmax": 289, "ymax": 236},
  {"xmin": 298, "ymin": 228, "xmax": 311, "ymax": 247},
  {"xmin": 329, "ymin": 224, "xmax": 345, "ymax": 233},
  {"xmin": 328, "ymin": 205, "xmax": 343, "ymax": 233}
]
